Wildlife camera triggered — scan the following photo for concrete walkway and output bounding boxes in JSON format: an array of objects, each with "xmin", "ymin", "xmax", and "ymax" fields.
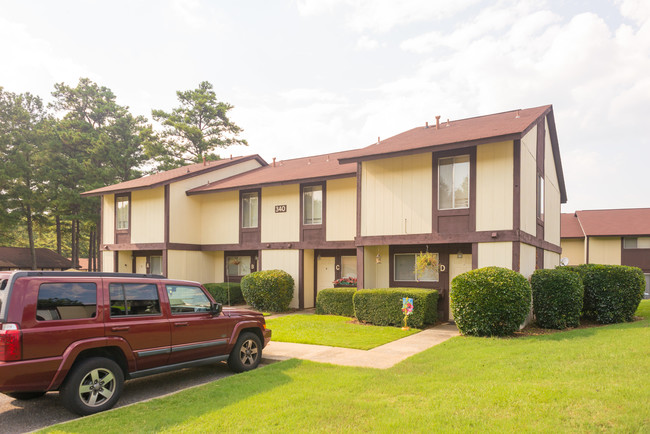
[{"xmin": 262, "ymin": 323, "xmax": 459, "ymax": 369}]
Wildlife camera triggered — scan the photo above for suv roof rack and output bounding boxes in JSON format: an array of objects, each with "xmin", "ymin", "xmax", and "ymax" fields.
[{"xmin": 11, "ymin": 271, "xmax": 166, "ymax": 279}]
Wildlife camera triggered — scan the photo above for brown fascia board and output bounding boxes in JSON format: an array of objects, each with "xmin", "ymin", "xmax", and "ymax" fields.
[
  {"xmin": 186, "ymin": 171, "xmax": 356, "ymax": 196},
  {"xmin": 545, "ymin": 109, "xmax": 568, "ymax": 204},
  {"xmin": 81, "ymin": 155, "xmax": 268, "ymax": 197}
]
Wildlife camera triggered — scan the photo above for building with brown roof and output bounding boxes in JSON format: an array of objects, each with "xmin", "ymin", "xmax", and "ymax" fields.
[
  {"xmin": 0, "ymin": 247, "xmax": 74, "ymax": 271},
  {"xmin": 561, "ymin": 209, "xmax": 650, "ymax": 298},
  {"xmin": 85, "ymin": 105, "xmax": 567, "ymax": 320}
]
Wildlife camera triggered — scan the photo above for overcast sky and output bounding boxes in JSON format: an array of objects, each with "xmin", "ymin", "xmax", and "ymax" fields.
[{"xmin": 1, "ymin": 0, "xmax": 648, "ymax": 213}]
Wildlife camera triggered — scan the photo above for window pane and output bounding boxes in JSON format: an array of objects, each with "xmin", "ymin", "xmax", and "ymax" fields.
[
  {"xmin": 116, "ymin": 197, "xmax": 129, "ymax": 230},
  {"xmin": 624, "ymin": 238, "xmax": 638, "ymax": 249},
  {"xmin": 167, "ymin": 285, "xmax": 211, "ymax": 314},
  {"xmin": 438, "ymin": 159, "xmax": 453, "ymax": 209},
  {"xmin": 537, "ymin": 175, "xmax": 544, "ymax": 220},
  {"xmin": 150, "ymin": 256, "xmax": 162, "ymax": 275},
  {"xmin": 227, "ymin": 256, "xmax": 252, "ymax": 277},
  {"xmin": 453, "ymin": 157, "xmax": 469, "ymax": 208},
  {"xmin": 303, "ymin": 186, "xmax": 322, "ymax": 225},
  {"xmin": 395, "ymin": 254, "xmax": 416, "ymax": 281},
  {"xmin": 242, "ymin": 193, "xmax": 258, "ymax": 228},
  {"xmin": 638, "ymin": 237, "xmax": 650, "ymax": 248},
  {"xmin": 37, "ymin": 283, "xmax": 97, "ymax": 321},
  {"xmin": 341, "ymin": 256, "xmax": 357, "ymax": 279},
  {"xmin": 416, "ymin": 253, "xmax": 439, "ymax": 282}
]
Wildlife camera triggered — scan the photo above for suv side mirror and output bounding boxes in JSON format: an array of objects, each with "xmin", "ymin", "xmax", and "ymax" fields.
[{"xmin": 211, "ymin": 302, "xmax": 223, "ymax": 316}]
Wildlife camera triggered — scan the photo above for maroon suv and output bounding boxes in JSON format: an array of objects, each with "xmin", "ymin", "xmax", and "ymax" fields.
[{"xmin": 0, "ymin": 271, "xmax": 271, "ymax": 415}]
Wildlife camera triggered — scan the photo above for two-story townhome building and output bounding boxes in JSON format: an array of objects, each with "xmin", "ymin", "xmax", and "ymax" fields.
[
  {"xmin": 85, "ymin": 105, "xmax": 567, "ymax": 321},
  {"xmin": 82, "ymin": 155, "xmax": 267, "ymax": 279},
  {"xmin": 561, "ymin": 208, "xmax": 650, "ymax": 298}
]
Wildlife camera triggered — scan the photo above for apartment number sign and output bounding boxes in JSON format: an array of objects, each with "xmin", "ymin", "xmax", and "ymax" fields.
[{"xmin": 275, "ymin": 205, "xmax": 287, "ymax": 213}]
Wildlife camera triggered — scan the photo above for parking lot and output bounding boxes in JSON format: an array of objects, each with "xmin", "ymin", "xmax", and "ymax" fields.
[{"xmin": 0, "ymin": 362, "xmax": 238, "ymax": 433}]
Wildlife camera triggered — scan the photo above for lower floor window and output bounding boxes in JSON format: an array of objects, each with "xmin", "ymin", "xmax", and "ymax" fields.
[
  {"xmin": 394, "ymin": 253, "xmax": 439, "ymax": 282},
  {"xmin": 227, "ymin": 255, "xmax": 253, "ymax": 277}
]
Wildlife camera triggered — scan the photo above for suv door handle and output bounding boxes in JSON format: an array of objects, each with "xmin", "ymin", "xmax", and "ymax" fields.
[
  {"xmin": 174, "ymin": 322, "xmax": 189, "ymax": 327},
  {"xmin": 111, "ymin": 326, "xmax": 130, "ymax": 332}
]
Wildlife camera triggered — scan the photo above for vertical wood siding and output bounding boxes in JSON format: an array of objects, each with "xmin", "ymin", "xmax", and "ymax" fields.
[
  {"xmin": 589, "ymin": 237, "xmax": 622, "ymax": 265},
  {"xmin": 261, "ymin": 185, "xmax": 300, "ymax": 243},
  {"xmin": 477, "ymin": 242, "xmax": 513, "ymax": 268},
  {"xmin": 200, "ymin": 191, "xmax": 239, "ymax": 244},
  {"xmin": 544, "ymin": 118, "xmax": 561, "ymax": 245},
  {"xmin": 520, "ymin": 126, "xmax": 537, "ymax": 236},
  {"xmin": 102, "ymin": 194, "xmax": 115, "ymax": 244},
  {"xmin": 131, "ymin": 187, "xmax": 164, "ymax": 243},
  {"xmin": 326, "ymin": 177, "xmax": 357, "ymax": 241},
  {"xmin": 560, "ymin": 239, "xmax": 586, "ymax": 265},
  {"xmin": 476, "ymin": 141, "xmax": 514, "ymax": 231},
  {"xmin": 519, "ymin": 243, "xmax": 537, "ymax": 278}
]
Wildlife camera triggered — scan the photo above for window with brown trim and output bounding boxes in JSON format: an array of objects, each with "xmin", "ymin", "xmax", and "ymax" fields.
[
  {"xmin": 394, "ymin": 253, "xmax": 439, "ymax": 282},
  {"xmin": 241, "ymin": 192, "xmax": 259, "ymax": 228},
  {"xmin": 537, "ymin": 174, "xmax": 545, "ymax": 221},
  {"xmin": 116, "ymin": 195, "xmax": 130, "ymax": 230},
  {"xmin": 438, "ymin": 156, "xmax": 469, "ymax": 210},
  {"xmin": 303, "ymin": 185, "xmax": 323, "ymax": 225}
]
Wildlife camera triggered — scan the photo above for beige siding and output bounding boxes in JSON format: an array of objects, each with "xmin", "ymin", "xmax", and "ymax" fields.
[
  {"xmin": 170, "ymin": 159, "xmax": 262, "ymax": 244},
  {"xmin": 261, "ymin": 185, "xmax": 300, "ymax": 243},
  {"xmin": 589, "ymin": 237, "xmax": 622, "ymax": 265},
  {"xmin": 519, "ymin": 243, "xmax": 537, "ymax": 278},
  {"xmin": 200, "ymin": 191, "xmax": 239, "ymax": 245},
  {"xmin": 520, "ymin": 126, "xmax": 537, "ymax": 235},
  {"xmin": 326, "ymin": 177, "xmax": 356, "ymax": 241},
  {"xmin": 544, "ymin": 250, "xmax": 560, "ymax": 269},
  {"xmin": 363, "ymin": 245, "xmax": 389, "ymax": 289},
  {"xmin": 478, "ymin": 242, "xmax": 513, "ymax": 268},
  {"xmin": 102, "ymin": 194, "xmax": 115, "ymax": 244},
  {"xmin": 167, "ymin": 250, "xmax": 220, "ymax": 283},
  {"xmin": 131, "ymin": 187, "xmax": 164, "ymax": 243},
  {"xmin": 561, "ymin": 238, "xmax": 585, "ymax": 266},
  {"xmin": 304, "ymin": 250, "xmax": 315, "ymax": 308},
  {"xmin": 117, "ymin": 251, "xmax": 131, "ymax": 273},
  {"xmin": 361, "ymin": 153, "xmax": 432, "ymax": 236},
  {"xmin": 101, "ymin": 251, "xmax": 114, "ymax": 272},
  {"xmin": 261, "ymin": 249, "xmax": 300, "ymax": 308},
  {"xmin": 476, "ymin": 141, "xmax": 514, "ymax": 231}
]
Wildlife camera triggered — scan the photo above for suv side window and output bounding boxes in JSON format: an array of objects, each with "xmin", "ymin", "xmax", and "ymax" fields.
[
  {"xmin": 37, "ymin": 283, "xmax": 97, "ymax": 321},
  {"xmin": 109, "ymin": 283, "xmax": 161, "ymax": 316},
  {"xmin": 167, "ymin": 285, "xmax": 211, "ymax": 314}
]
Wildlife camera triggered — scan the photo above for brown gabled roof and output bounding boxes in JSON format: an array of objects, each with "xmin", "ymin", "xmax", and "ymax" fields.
[
  {"xmin": 187, "ymin": 150, "xmax": 357, "ymax": 195},
  {"xmin": 82, "ymin": 155, "xmax": 267, "ymax": 197},
  {"xmin": 0, "ymin": 247, "xmax": 75, "ymax": 269},
  {"xmin": 337, "ymin": 104, "xmax": 566, "ymax": 203},
  {"xmin": 561, "ymin": 213, "xmax": 585, "ymax": 238},
  {"xmin": 563, "ymin": 208, "xmax": 650, "ymax": 237}
]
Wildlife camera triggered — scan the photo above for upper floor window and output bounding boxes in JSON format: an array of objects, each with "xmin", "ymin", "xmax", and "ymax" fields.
[
  {"xmin": 438, "ymin": 156, "xmax": 469, "ymax": 210},
  {"xmin": 241, "ymin": 192, "xmax": 258, "ymax": 228},
  {"xmin": 537, "ymin": 174, "xmax": 545, "ymax": 221},
  {"xmin": 303, "ymin": 185, "xmax": 323, "ymax": 225},
  {"xmin": 624, "ymin": 237, "xmax": 650, "ymax": 249},
  {"xmin": 116, "ymin": 195, "xmax": 130, "ymax": 230}
]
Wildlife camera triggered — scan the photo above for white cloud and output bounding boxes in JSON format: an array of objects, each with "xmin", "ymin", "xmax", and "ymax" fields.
[
  {"xmin": 170, "ymin": 0, "xmax": 207, "ymax": 29},
  {"xmin": 297, "ymin": 0, "xmax": 481, "ymax": 32},
  {"xmin": 356, "ymin": 35, "xmax": 380, "ymax": 50}
]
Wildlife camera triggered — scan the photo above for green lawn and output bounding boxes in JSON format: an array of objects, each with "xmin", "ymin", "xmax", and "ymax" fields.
[
  {"xmin": 44, "ymin": 300, "xmax": 650, "ymax": 433},
  {"xmin": 265, "ymin": 314, "xmax": 420, "ymax": 349}
]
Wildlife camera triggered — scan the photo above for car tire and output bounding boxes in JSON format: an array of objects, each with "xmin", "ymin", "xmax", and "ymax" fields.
[
  {"xmin": 228, "ymin": 332, "xmax": 262, "ymax": 373},
  {"xmin": 6, "ymin": 391, "xmax": 46, "ymax": 400},
  {"xmin": 60, "ymin": 357, "xmax": 124, "ymax": 416}
]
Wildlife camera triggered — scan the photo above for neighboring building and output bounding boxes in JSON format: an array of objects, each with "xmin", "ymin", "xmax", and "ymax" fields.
[
  {"xmin": 561, "ymin": 209, "xmax": 650, "ymax": 298},
  {"xmin": 85, "ymin": 105, "xmax": 567, "ymax": 320},
  {"xmin": 0, "ymin": 247, "xmax": 74, "ymax": 271}
]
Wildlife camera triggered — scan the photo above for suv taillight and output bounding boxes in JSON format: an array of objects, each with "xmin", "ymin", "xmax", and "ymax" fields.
[{"xmin": 0, "ymin": 323, "xmax": 21, "ymax": 362}]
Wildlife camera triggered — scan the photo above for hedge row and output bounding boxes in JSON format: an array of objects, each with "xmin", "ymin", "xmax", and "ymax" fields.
[
  {"xmin": 567, "ymin": 264, "xmax": 645, "ymax": 324},
  {"xmin": 241, "ymin": 270, "xmax": 294, "ymax": 312},
  {"xmin": 316, "ymin": 287, "xmax": 438, "ymax": 328},
  {"xmin": 531, "ymin": 268, "xmax": 583, "ymax": 329},
  {"xmin": 203, "ymin": 282, "xmax": 244, "ymax": 306},
  {"xmin": 451, "ymin": 266, "xmax": 531, "ymax": 337},
  {"xmin": 315, "ymin": 287, "xmax": 356, "ymax": 317}
]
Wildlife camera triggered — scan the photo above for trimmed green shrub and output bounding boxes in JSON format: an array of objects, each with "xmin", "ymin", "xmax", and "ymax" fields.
[
  {"xmin": 531, "ymin": 268, "xmax": 583, "ymax": 329},
  {"xmin": 570, "ymin": 264, "xmax": 645, "ymax": 324},
  {"xmin": 451, "ymin": 266, "xmax": 531, "ymax": 337},
  {"xmin": 203, "ymin": 282, "xmax": 244, "ymax": 306},
  {"xmin": 240, "ymin": 270, "xmax": 294, "ymax": 312},
  {"xmin": 353, "ymin": 288, "xmax": 438, "ymax": 328},
  {"xmin": 316, "ymin": 288, "xmax": 356, "ymax": 317}
]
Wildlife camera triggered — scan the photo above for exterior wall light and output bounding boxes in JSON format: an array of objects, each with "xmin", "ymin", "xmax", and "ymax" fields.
[{"xmin": 375, "ymin": 253, "xmax": 381, "ymax": 264}]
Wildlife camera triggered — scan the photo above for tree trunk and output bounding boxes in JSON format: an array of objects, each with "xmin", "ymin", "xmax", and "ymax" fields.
[
  {"xmin": 26, "ymin": 205, "xmax": 37, "ymax": 270},
  {"xmin": 71, "ymin": 219, "xmax": 78, "ymax": 269},
  {"xmin": 89, "ymin": 229, "xmax": 94, "ymax": 272}
]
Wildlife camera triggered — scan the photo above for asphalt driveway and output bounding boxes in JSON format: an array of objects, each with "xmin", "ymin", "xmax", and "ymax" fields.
[{"xmin": 0, "ymin": 361, "xmax": 241, "ymax": 433}]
